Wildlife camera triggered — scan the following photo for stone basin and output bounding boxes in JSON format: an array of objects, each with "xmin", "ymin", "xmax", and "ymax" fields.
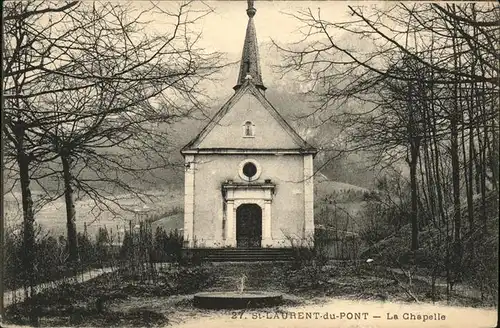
[{"xmin": 193, "ymin": 291, "xmax": 283, "ymax": 309}]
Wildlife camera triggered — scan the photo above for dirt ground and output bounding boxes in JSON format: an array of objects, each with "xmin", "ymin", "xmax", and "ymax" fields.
[
  {"xmin": 167, "ymin": 298, "xmax": 498, "ymax": 328},
  {"xmin": 3, "ymin": 262, "xmax": 497, "ymax": 328}
]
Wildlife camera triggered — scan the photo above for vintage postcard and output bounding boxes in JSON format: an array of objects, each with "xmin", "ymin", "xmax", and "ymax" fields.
[{"xmin": 1, "ymin": 1, "xmax": 498, "ymax": 327}]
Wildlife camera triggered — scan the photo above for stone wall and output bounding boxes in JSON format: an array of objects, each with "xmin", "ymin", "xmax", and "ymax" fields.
[{"xmin": 186, "ymin": 153, "xmax": 307, "ymax": 247}]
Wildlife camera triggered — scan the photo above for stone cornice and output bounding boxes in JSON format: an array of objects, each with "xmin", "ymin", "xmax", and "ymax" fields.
[{"xmin": 181, "ymin": 148, "xmax": 318, "ymax": 155}]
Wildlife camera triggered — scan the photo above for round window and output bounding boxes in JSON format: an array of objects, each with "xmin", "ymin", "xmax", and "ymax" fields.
[
  {"xmin": 238, "ymin": 159, "xmax": 261, "ymax": 182},
  {"xmin": 242, "ymin": 162, "xmax": 257, "ymax": 178}
]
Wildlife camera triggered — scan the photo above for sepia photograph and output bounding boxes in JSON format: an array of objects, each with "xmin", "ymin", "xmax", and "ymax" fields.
[{"xmin": 0, "ymin": 1, "xmax": 498, "ymax": 327}]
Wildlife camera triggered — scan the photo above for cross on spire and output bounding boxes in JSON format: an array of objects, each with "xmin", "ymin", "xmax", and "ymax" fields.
[{"xmin": 246, "ymin": 0, "xmax": 256, "ymax": 17}]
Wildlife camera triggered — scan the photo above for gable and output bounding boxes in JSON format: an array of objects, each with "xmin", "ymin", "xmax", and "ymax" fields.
[{"xmin": 183, "ymin": 82, "xmax": 315, "ymax": 151}]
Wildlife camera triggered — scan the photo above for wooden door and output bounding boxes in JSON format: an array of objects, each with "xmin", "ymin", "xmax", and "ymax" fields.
[{"xmin": 236, "ymin": 204, "xmax": 262, "ymax": 248}]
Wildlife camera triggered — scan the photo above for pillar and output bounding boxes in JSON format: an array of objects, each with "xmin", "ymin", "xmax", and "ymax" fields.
[
  {"xmin": 262, "ymin": 200, "xmax": 273, "ymax": 246},
  {"xmin": 183, "ymin": 155, "xmax": 195, "ymax": 247},
  {"xmin": 303, "ymin": 154, "xmax": 315, "ymax": 242},
  {"xmin": 225, "ymin": 200, "xmax": 236, "ymax": 247}
]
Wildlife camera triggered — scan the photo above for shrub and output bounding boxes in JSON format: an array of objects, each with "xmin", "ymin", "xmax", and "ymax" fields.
[
  {"xmin": 77, "ymin": 232, "xmax": 97, "ymax": 266},
  {"xmin": 119, "ymin": 224, "xmax": 183, "ymax": 265},
  {"xmin": 154, "ymin": 227, "xmax": 183, "ymax": 262},
  {"xmin": 285, "ymin": 231, "xmax": 329, "ymax": 269}
]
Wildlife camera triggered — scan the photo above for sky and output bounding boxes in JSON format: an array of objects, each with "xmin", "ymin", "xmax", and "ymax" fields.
[
  {"xmin": 144, "ymin": 1, "xmax": 358, "ymax": 91},
  {"xmin": 187, "ymin": 1, "xmax": 352, "ymax": 54}
]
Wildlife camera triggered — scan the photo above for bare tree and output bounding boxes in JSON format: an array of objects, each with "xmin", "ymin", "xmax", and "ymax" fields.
[
  {"xmin": 274, "ymin": 2, "xmax": 499, "ymax": 302},
  {"xmin": 2, "ymin": 0, "xmax": 224, "ymax": 296},
  {"xmin": 3, "ymin": 2, "xmax": 82, "ymax": 316}
]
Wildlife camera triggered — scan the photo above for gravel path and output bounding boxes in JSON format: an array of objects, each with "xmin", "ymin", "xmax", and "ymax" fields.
[{"xmin": 168, "ymin": 298, "xmax": 497, "ymax": 328}]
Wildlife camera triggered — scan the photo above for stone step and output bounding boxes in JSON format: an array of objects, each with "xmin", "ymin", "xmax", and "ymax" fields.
[
  {"xmin": 204, "ymin": 250, "xmax": 293, "ymax": 252},
  {"xmin": 185, "ymin": 248, "xmax": 297, "ymax": 262},
  {"xmin": 204, "ymin": 251, "xmax": 293, "ymax": 255},
  {"xmin": 205, "ymin": 253, "xmax": 294, "ymax": 257},
  {"xmin": 204, "ymin": 257, "xmax": 294, "ymax": 262},
  {"xmin": 205, "ymin": 253, "xmax": 294, "ymax": 258}
]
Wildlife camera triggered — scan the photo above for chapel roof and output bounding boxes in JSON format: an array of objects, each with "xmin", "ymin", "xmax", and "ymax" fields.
[
  {"xmin": 181, "ymin": 1, "xmax": 316, "ymax": 155},
  {"xmin": 181, "ymin": 79, "xmax": 316, "ymax": 153}
]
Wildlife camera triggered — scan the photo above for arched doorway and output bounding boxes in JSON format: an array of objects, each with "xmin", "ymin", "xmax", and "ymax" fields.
[{"xmin": 236, "ymin": 204, "xmax": 262, "ymax": 248}]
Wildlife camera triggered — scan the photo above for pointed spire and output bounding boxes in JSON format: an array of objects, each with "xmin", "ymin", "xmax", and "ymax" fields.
[{"xmin": 233, "ymin": 0, "xmax": 266, "ymax": 91}]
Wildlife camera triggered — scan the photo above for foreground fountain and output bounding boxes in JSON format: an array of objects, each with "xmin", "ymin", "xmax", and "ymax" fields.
[{"xmin": 193, "ymin": 274, "xmax": 283, "ymax": 309}]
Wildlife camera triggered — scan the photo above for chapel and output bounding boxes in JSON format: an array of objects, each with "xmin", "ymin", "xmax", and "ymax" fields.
[{"xmin": 181, "ymin": 0, "xmax": 317, "ymax": 249}]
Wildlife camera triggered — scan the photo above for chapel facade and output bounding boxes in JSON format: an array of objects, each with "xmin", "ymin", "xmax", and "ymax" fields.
[{"xmin": 181, "ymin": 0, "xmax": 317, "ymax": 248}]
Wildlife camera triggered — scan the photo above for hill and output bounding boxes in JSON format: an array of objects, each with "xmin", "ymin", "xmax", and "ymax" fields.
[
  {"xmin": 4, "ymin": 189, "xmax": 184, "ymax": 239},
  {"xmin": 313, "ymin": 173, "xmax": 371, "ymax": 234},
  {"xmin": 151, "ymin": 213, "xmax": 184, "ymax": 234},
  {"xmin": 315, "ymin": 173, "xmax": 369, "ymax": 197}
]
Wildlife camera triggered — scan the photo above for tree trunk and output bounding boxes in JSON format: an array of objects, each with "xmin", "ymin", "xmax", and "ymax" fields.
[
  {"xmin": 13, "ymin": 123, "xmax": 35, "ymax": 287},
  {"xmin": 489, "ymin": 114, "xmax": 499, "ymax": 192},
  {"xmin": 430, "ymin": 91, "xmax": 446, "ymax": 226},
  {"xmin": 450, "ymin": 16, "xmax": 462, "ymax": 280},
  {"xmin": 464, "ymin": 18, "xmax": 476, "ymax": 242},
  {"xmin": 450, "ymin": 114, "xmax": 462, "ymax": 280},
  {"xmin": 472, "ymin": 130, "xmax": 481, "ymax": 194},
  {"xmin": 478, "ymin": 67, "xmax": 488, "ymax": 234},
  {"xmin": 467, "ymin": 103, "xmax": 475, "ymax": 230},
  {"xmin": 479, "ymin": 114, "xmax": 488, "ymax": 234},
  {"xmin": 423, "ymin": 140, "xmax": 436, "ymax": 225},
  {"xmin": 13, "ymin": 122, "xmax": 39, "ymax": 324},
  {"xmin": 61, "ymin": 153, "xmax": 79, "ymax": 264},
  {"xmin": 418, "ymin": 143, "xmax": 430, "ymax": 227},
  {"xmin": 406, "ymin": 68, "xmax": 421, "ymax": 252},
  {"xmin": 18, "ymin": 151, "xmax": 36, "ymax": 289},
  {"xmin": 409, "ymin": 143, "xmax": 420, "ymax": 251}
]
